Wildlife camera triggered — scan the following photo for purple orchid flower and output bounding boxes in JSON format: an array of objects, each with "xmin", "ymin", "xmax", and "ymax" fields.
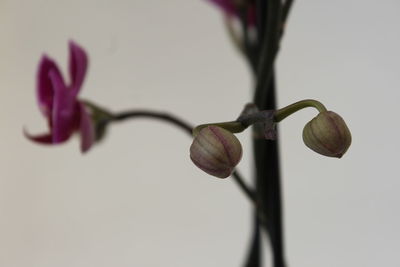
[
  {"xmin": 25, "ymin": 41, "xmax": 95, "ymax": 153},
  {"xmin": 206, "ymin": 0, "xmax": 256, "ymax": 24}
]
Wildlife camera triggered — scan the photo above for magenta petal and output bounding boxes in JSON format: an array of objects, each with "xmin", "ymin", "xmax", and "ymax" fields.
[
  {"xmin": 206, "ymin": 0, "xmax": 256, "ymax": 24},
  {"xmin": 206, "ymin": 0, "xmax": 236, "ymax": 16},
  {"xmin": 37, "ymin": 56, "xmax": 63, "ymax": 117},
  {"xmin": 24, "ymin": 129, "xmax": 53, "ymax": 144},
  {"xmin": 78, "ymin": 103, "xmax": 95, "ymax": 153},
  {"xmin": 69, "ymin": 41, "xmax": 88, "ymax": 94},
  {"xmin": 50, "ymin": 69, "xmax": 78, "ymax": 143}
]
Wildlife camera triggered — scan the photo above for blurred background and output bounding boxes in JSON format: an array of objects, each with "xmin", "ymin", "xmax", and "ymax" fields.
[{"xmin": 1, "ymin": 0, "xmax": 399, "ymax": 266}]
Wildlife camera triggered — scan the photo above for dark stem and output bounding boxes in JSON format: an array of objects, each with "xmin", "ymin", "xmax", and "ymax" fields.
[
  {"xmin": 254, "ymin": 0, "xmax": 281, "ymax": 103},
  {"xmin": 249, "ymin": 0, "xmax": 286, "ymax": 267},
  {"xmin": 100, "ymin": 110, "xmax": 256, "ymax": 205},
  {"xmin": 231, "ymin": 1, "xmax": 295, "ymax": 267},
  {"xmin": 254, "ymin": 78, "xmax": 285, "ymax": 267},
  {"xmin": 112, "ymin": 111, "xmax": 193, "ymax": 134}
]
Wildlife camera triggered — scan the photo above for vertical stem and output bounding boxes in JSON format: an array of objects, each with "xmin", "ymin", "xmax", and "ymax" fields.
[
  {"xmin": 254, "ymin": 76, "xmax": 286, "ymax": 267},
  {"xmin": 244, "ymin": 0, "xmax": 295, "ymax": 266},
  {"xmin": 252, "ymin": 0, "xmax": 286, "ymax": 267},
  {"xmin": 242, "ymin": 0, "xmax": 268, "ymax": 264}
]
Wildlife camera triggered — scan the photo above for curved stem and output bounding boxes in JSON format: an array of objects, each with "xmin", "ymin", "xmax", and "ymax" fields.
[
  {"xmin": 102, "ymin": 110, "xmax": 256, "ymax": 204},
  {"xmin": 274, "ymin": 99, "xmax": 327, "ymax": 122},
  {"xmin": 193, "ymin": 109, "xmax": 275, "ymax": 137},
  {"xmin": 111, "ymin": 111, "xmax": 193, "ymax": 134}
]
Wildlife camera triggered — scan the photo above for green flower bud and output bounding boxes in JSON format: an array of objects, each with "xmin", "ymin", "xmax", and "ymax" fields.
[
  {"xmin": 303, "ymin": 111, "xmax": 352, "ymax": 158},
  {"xmin": 190, "ymin": 126, "xmax": 242, "ymax": 178}
]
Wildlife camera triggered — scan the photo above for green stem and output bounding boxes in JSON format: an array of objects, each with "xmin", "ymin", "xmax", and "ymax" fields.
[
  {"xmin": 274, "ymin": 99, "xmax": 327, "ymax": 122},
  {"xmin": 193, "ymin": 100, "xmax": 326, "ymax": 137}
]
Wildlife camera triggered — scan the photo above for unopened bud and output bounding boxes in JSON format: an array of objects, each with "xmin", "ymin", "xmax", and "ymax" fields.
[
  {"xmin": 303, "ymin": 111, "xmax": 352, "ymax": 158},
  {"xmin": 190, "ymin": 126, "xmax": 242, "ymax": 178}
]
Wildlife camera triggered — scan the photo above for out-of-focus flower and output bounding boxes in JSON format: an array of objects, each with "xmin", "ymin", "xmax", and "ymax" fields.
[
  {"xmin": 25, "ymin": 41, "xmax": 94, "ymax": 153},
  {"xmin": 206, "ymin": 0, "xmax": 256, "ymax": 24},
  {"xmin": 190, "ymin": 126, "xmax": 242, "ymax": 178},
  {"xmin": 302, "ymin": 111, "xmax": 352, "ymax": 158}
]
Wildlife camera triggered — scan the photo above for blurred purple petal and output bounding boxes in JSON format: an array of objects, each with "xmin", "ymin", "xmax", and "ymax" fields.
[
  {"xmin": 78, "ymin": 103, "xmax": 95, "ymax": 153},
  {"xmin": 207, "ymin": 0, "xmax": 236, "ymax": 16},
  {"xmin": 69, "ymin": 41, "xmax": 88, "ymax": 94},
  {"xmin": 27, "ymin": 41, "xmax": 94, "ymax": 152},
  {"xmin": 206, "ymin": 0, "xmax": 256, "ymax": 24},
  {"xmin": 24, "ymin": 130, "xmax": 53, "ymax": 144},
  {"xmin": 37, "ymin": 56, "xmax": 63, "ymax": 117},
  {"xmin": 50, "ymin": 69, "xmax": 78, "ymax": 143}
]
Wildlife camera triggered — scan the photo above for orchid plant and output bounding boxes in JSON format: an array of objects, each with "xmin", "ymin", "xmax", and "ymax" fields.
[{"xmin": 26, "ymin": 1, "xmax": 352, "ymax": 267}]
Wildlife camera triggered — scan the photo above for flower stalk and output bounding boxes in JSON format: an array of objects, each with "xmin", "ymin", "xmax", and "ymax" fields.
[{"xmin": 274, "ymin": 99, "xmax": 327, "ymax": 122}]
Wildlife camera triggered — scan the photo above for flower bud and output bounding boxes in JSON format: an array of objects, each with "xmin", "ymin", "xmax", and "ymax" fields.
[
  {"xmin": 303, "ymin": 111, "xmax": 352, "ymax": 158},
  {"xmin": 190, "ymin": 126, "xmax": 242, "ymax": 178}
]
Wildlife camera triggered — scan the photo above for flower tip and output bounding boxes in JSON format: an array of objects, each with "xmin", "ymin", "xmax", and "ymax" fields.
[
  {"xmin": 23, "ymin": 126, "xmax": 53, "ymax": 144},
  {"xmin": 39, "ymin": 54, "xmax": 51, "ymax": 63},
  {"xmin": 68, "ymin": 40, "xmax": 80, "ymax": 50},
  {"xmin": 68, "ymin": 40, "xmax": 86, "ymax": 55},
  {"xmin": 80, "ymin": 144, "xmax": 91, "ymax": 153}
]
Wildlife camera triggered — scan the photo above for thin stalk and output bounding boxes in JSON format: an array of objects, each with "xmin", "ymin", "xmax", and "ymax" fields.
[
  {"xmin": 252, "ymin": 0, "xmax": 286, "ymax": 267},
  {"xmin": 274, "ymin": 99, "xmax": 327, "ymax": 122}
]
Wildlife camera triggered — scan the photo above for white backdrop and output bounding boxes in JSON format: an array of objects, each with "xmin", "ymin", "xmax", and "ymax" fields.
[{"xmin": 1, "ymin": 0, "xmax": 399, "ymax": 266}]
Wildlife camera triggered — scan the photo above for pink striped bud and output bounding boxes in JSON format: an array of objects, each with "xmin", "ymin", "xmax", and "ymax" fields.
[
  {"xmin": 190, "ymin": 126, "xmax": 242, "ymax": 178},
  {"xmin": 303, "ymin": 111, "xmax": 352, "ymax": 158}
]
